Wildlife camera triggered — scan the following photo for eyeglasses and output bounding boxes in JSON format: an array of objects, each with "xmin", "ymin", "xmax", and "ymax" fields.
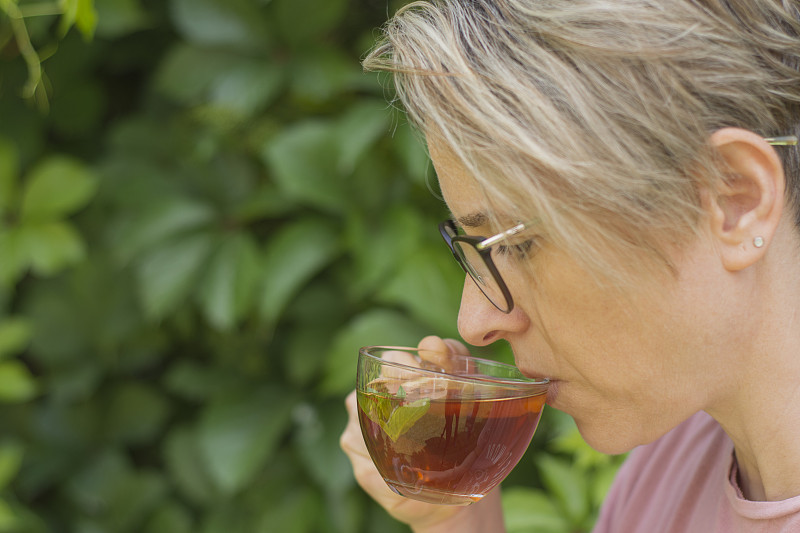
[
  {"xmin": 765, "ymin": 135, "xmax": 798, "ymax": 146},
  {"xmin": 440, "ymin": 219, "xmax": 533, "ymax": 313},
  {"xmin": 439, "ymin": 135, "xmax": 797, "ymax": 313}
]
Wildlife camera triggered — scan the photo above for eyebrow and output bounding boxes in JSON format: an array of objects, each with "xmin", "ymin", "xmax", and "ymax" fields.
[{"xmin": 456, "ymin": 212, "xmax": 488, "ymax": 228}]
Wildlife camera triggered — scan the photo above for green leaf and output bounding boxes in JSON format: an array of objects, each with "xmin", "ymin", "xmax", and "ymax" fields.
[
  {"xmin": 20, "ymin": 156, "xmax": 97, "ymax": 221},
  {"xmin": 346, "ymin": 206, "xmax": 425, "ymax": 298},
  {"xmin": 293, "ymin": 403, "xmax": 354, "ymax": 493},
  {"xmin": 0, "ymin": 317, "xmax": 32, "ymax": 361},
  {"xmin": 256, "ymin": 487, "xmax": 321, "ymax": 533},
  {"xmin": 169, "ymin": 0, "xmax": 270, "ymax": 50},
  {"xmin": 322, "ymin": 309, "xmax": 430, "ymax": 395},
  {"xmin": 392, "ymin": 121, "xmax": 430, "ymax": 185},
  {"xmin": 198, "ymin": 387, "xmax": 296, "ymax": 496},
  {"xmin": 0, "ymin": 361, "xmax": 38, "ymax": 403},
  {"xmin": 377, "ymin": 246, "xmax": 462, "ymax": 337},
  {"xmin": 198, "ymin": 233, "xmax": 261, "ymax": 330},
  {"xmin": 143, "ymin": 501, "xmax": 192, "ymax": 533},
  {"xmin": 208, "ymin": 62, "xmax": 284, "ymax": 119},
  {"xmin": 163, "ymin": 361, "xmax": 234, "ymax": 402},
  {"xmin": 358, "ymin": 392, "xmax": 431, "ymax": 442},
  {"xmin": 0, "ymin": 498, "xmax": 17, "ymax": 531},
  {"xmin": 135, "ymin": 232, "xmax": 215, "ymax": 321},
  {"xmin": 536, "ymin": 454, "xmax": 591, "ymax": 526},
  {"xmin": 102, "ymin": 383, "xmax": 171, "ymax": 445},
  {"xmin": 0, "ymin": 440, "xmax": 24, "ymax": 491},
  {"xmin": 18, "ymin": 221, "xmax": 86, "ymax": 276},
  {"xmin": 336, "ymin": 100, "xmax": 391, "ymax": 175},
  {"xmin": 59, "ymin": 0, "xmax": 98, "ymax": 39},
  {"xmin": 289, "ymin": 47, "xmax": 361, "ymax": 105},
  {"xmin": 502, "ymin": 487, "xmax": 571, "ymax": 533},
  {"xmin": 0, "ymin": 229, "xmax": 27, "ymax": 287},
  {"xmin": 259, "ymin": 219, "xmax": 340, "ymax": 324},
  {"xmin": 591, "ymin": 462, "xmax": 622, "ymax": 508},
  {"xmin": 105, "ymin": 470, "xmax": 168, "ymax": 533},
  {"xmin": 163, "ymin": 426, "xmax": 220, "ymax": 505},
  {"xmin": 111, "ymin": 197, "xmax": 215, "ymax": 265},
  {"xmin": 261, "ymin": 120, "xmax": 348, "ymax": 211},
  {"xmin": 0, "ymin": 138, "xmax": 19, "ymax": 215},
  {"xmin": 383, "ymin": 399, "xmax": 430, "ymax": 442},
  {"xmin": 94, "ymin": 0, "xmax": 151, "ymax": 38},
  {"xmin": 274, "ymin": 0, "xmax": 348, "ymax": 45}
]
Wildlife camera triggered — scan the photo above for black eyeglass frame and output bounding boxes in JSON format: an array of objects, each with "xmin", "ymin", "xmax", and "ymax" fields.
[{"xmin": 439, "ymin": 219, "xmax": 516, "ymax": 313}]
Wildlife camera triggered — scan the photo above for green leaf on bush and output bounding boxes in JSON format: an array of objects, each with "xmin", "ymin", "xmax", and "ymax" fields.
[
  {"xmin": 0, "ymin": 229, "xmax": 27, "ymax": 287},
  {"xmin": 103, "ymin": 383, "xmax": 171, "ymax": 445},
  {"xmin": 292, "ymin": 403, "xmax": 354, "ymax": 494},
  {"xmin": 0, "ymin": 361, "xmax": 38, "ymax": 403},
  {"xmin": 164, "ymin": 426, "xmax": 220, "ymax": 505},
  {"xmin": 323, "ymin": 309, "xmax": 430, "ymax": 395},
  {"xmin": 289, "ymin": 47, "xmax": 360, "ymax": 105},
  {"xmin": 536, "ymin": 454, "xmax": 590, "ymax": 526},
  {"xmin": 19, "ymin": 221, "xmax": 86, "ymax": 276},
  {"xmin": 198, "ymin": 387, "xmax": 296, "ymax": 496},
  {"xmin": 336, "ymin": 100, "xmax": 391, "ymax": 175},
  {"xmin": 0, "ymin": 440, "xmax": 24, "ymax": 491},
  {"xmin": 0, "ymin": 138, "xmax": 18, "ymax": 215},
  {"xmin": 169, "ymin": 0, "xmax": 269, "ymax": 50},
  {"xmin": 198, "ymin": 233, "xmax": 261, "ymax": 330},
  {"xmin": 274, "ymin": 0, "xmax": 348, "ymax": 45},
  {"xmin": 143, "ymin": 501, "xmax": 193, "ymax": 533},
  {"xmin": 20, "ymin": 156, "xmax": 97, "ymax": 222},
  {"xmin": 95, "ymin": 0, "xmax": 152, "ymax": 39},
  {"xmin": 60, "ymin": 0, "xmax": 99, "ymax": 39},
  {"xmin": 377, "ymin": 246, "xmax": 462, "ymax": 337},
  {"xmin": 0, "ymin": 318, "xmax": 32, "ymax": 361},
  {"xmin": 208, "ymin": 62, "xmax": 284, "ymax": 119},
  {"xmin": 256, "ymin": 487, "xmax": 321, "ymax": 533},
  {"xmin": 262, "ymin": 120, "xmax": 348, "ymax": 211},
  {"xmin": 111, "ymin": 197, "xmax": 215, "ymax": 265},
  {"xmin": 136, "ymin": 232, "xmax": 215, "ymax": 321},
  {"xmin": 259, "ymin": 219, "xmax": 339, "ymax": 325},
  {"xmin": 502, "ymin": 487, "xmax": 570, "ymax": 533}
]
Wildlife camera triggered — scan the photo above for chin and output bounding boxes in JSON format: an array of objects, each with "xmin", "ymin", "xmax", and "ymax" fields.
[{"xmin": 573, "ymin": 416, "xmax": 656, "ymax": 456}]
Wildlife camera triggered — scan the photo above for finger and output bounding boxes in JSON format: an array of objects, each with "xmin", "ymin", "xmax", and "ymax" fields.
[
  {"xmin": 418, "ymin": 335, "xmax": 458, "ymax": 372},
  {"xmin": 444, "ymin": 337, "xmax": 470, "ymax": 356}
]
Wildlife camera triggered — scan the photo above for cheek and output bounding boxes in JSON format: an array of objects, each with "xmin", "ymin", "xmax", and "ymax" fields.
[{"xmin": 518, "ymin": 254, "xmax": 671, "ymax": 394}]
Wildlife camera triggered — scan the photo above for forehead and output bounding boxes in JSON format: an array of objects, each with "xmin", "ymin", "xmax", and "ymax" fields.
[{"xmin": 428, "ymin": 138, "xmax": 487, "ymax": 222}]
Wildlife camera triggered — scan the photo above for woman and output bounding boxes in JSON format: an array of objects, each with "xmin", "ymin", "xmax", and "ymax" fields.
[{"xmin": 340, "ymin": 1, "xmax": 800, "ymax": 531}]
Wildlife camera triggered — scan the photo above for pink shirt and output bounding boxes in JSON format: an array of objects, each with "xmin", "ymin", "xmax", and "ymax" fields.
[{"xmin": 594, "ymin": 412, "xmax": 800, "ymax": 532}]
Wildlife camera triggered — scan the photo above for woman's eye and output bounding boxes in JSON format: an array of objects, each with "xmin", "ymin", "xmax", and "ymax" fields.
[{"xmin": 495, "ymin": 239, "xmax": 536, "ymax": 258}]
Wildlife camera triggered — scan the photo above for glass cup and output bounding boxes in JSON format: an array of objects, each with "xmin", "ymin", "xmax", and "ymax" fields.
[{"xmin": 356, "ymin": 345, "xmax": 549, "ymax": 506}]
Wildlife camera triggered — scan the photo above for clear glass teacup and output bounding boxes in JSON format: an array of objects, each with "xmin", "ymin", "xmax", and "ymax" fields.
[{"xmin": 356, "ymin": 346, "xmax": 549, "ymax": 505}]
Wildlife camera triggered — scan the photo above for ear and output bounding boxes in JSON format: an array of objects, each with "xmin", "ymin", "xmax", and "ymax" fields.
[{"xmin": 702, "ymin": 128, "xmax": 785, "ymax": 271}]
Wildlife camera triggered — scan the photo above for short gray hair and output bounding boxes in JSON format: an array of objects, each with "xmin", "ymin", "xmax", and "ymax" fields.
[{"xmin": 365, "ymin": 0, "xmax": 800, "ymax": 283}]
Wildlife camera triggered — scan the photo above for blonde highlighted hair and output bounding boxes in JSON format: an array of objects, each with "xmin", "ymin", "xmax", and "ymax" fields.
[{"xmin": 364, "ymin": 0, "xmax": 800, "ymax": 283}]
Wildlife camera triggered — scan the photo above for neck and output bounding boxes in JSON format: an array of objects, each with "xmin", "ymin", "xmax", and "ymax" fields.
[{"xmin": 706, "ymin": 303, "xmax": 800, "ymax": 501}]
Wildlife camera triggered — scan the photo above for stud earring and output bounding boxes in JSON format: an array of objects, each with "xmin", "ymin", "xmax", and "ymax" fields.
[{"xmin": 753, "ymin": 236, "xmax": 765, "ymax": 248}]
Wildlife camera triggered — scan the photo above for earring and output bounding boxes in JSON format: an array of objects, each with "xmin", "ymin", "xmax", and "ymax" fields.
[{"xmin": 753, "ymin": 236, "xmax": 765, "ymax": 248}]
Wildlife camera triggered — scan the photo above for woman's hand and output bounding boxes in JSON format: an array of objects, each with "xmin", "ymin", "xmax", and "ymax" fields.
[{"xmin": 339, "ymin": 336, "xmax": 506, "ymax": 533}]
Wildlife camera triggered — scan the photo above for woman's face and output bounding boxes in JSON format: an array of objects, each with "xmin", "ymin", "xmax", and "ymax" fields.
[{"xmin": 430, "ymin": 141, "xmax": 752, "ymax": 454}]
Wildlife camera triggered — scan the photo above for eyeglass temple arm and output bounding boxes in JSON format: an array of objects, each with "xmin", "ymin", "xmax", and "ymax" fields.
[{"xmin": 765, "ymin": 135, "xmax": 799, "ymax": 146}]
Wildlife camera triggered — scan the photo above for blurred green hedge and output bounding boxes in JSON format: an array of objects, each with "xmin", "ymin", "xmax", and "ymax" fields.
[{"xmin": 0, "ymin": 1, "xmax": 622, "ymax": 532}]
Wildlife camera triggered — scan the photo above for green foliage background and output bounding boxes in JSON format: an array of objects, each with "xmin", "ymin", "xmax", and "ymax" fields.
[{"xmin": 0, "ymin": 1, "xmax": 624, "ymax": 531}]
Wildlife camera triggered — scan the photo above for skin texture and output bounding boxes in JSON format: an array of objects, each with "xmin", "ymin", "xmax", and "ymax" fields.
[{"xmin": 340, "ymin": 128, "xmax": 800, "ymax": 531}]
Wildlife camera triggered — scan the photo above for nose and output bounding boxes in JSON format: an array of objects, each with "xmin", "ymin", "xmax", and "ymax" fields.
[{"xmin": 457, "ymin": 276, "xmax": 529, "ymax": 346}]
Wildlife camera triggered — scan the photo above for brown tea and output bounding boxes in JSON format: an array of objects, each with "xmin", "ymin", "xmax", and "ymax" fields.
[{"xmin": 357, "ymin": 389, "xmax": 546, "ymax": 505}]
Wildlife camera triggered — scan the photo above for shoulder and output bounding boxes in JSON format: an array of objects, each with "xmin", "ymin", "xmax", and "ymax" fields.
[{"xmin": 594, "ymin": 412, "xmax": 731, "ymax": 532}]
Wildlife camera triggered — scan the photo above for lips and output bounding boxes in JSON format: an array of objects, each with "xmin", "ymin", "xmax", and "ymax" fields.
[{"xmin": 516, "ymin": 365, "xmax": 558, "ymax": 404}]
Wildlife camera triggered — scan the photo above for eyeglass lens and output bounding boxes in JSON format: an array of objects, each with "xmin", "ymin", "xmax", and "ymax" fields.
[{"xmin": 446, "ymin": 227, "xmax": 510, "ymax": 312}]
